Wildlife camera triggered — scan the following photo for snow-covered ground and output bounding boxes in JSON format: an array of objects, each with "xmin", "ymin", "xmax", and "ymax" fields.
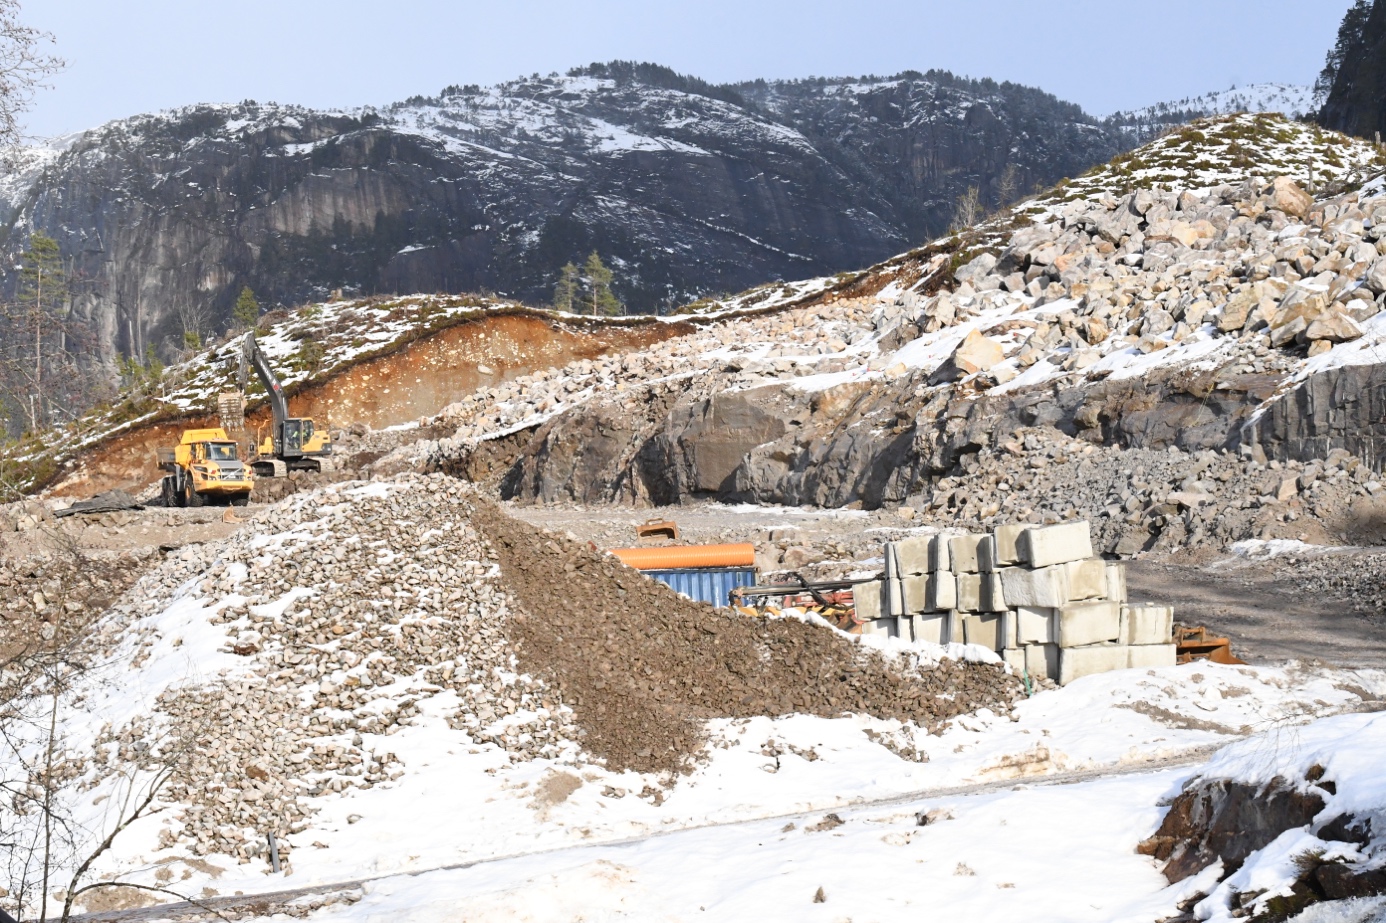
[
  {"xmin": 25, "ymin": 537, "xmax": 1386, "ymax": 922},
  {"xmin": 201, "ymin": 667, "xmax": 1386, "ymax": 923}
]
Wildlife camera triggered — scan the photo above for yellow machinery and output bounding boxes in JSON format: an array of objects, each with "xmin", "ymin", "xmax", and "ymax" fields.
[
  {"xmin": 240, "ymin": 334, "xmax": 335, "ymax": 478},
  {"xmin": 157, "ymin": 428, "xmax": 254, "ymax": 507}
]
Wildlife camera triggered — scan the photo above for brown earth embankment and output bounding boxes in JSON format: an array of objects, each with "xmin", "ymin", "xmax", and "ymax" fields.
[{"xmin": 47, "ymin": 314, "xmax": 685, "ymax": 499}]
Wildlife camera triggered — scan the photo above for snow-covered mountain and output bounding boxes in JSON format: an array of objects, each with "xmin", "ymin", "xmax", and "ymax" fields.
[{"xmin": 0, "ymin": 63, "xmax": 1129, "ymax": 378}]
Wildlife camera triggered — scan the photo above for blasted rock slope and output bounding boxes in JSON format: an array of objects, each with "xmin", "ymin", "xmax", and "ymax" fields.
[
  {"xmin": 1, "ymin": 65, "xmax": 1127, "ymax": 363},
  {"xmin": 412, "ymin": 115, "xmax": 1386, "ymax": 557}
]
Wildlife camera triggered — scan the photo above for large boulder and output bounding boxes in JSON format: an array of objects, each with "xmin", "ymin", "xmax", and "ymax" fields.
[{"xmin": 1267, "ymin": 177, "xmax": 1313, "ymax": 219}]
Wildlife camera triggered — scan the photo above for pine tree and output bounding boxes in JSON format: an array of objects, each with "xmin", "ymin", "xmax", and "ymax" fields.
[
  {"xmin": 552, "ymin": 262, "xmax": 580, "ymax": 312},
  {"xmin": 1316, "ymin": 0, "xmax": 1373, "ymax": 107},
  {"xmin": 232, "ymin": 286, "xmax": 260, "ymax": 329},
  {"xmin": 9, "ymin": 232, "xmax": 69, "ymax": 430},
  {"xmin": 582, "ymin": 251, "xmax": 622, "ymax": 317}
]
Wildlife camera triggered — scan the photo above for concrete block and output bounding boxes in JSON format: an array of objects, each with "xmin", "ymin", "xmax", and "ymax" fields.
[
  {"xmin": 913, "ymin": 613, "xmax": 950, "ymax": 645},
  {"xmin": 963, "ymin": 613, "xmax": 1004, "ymax": 650},
  {"xmin": 1016, "ymin": 606, "xmax": 1057, "ymax": 645},
  {"xmin": 1025, "ymin": 643, "xmax": 1061, "ymax": 682},
  {"xmin": 886, "ymin": 577, "xmax": 906, "ymax": 618},
  {"xmin": 1127, "ymin": 643, "xmax": 1177, "ymax": 669},
  {"xmin": 861, "ymin": 617, "xmax": 895, "ymax": 639},
  {"xmin": 998, "ymin": 564, "xmax": 1069, "ymax": 608},
  {"xmin": 1121, "ymin": 604, "xmax": 1173, "ymax": 646},
  {"xmin": 896, "ymin": 615, "xmax": 914, "ymax": 643},
  {"xmin": 1057, "ymin": 601, "xmax": 1122, "ymax": 648},
  {"xmin": 994, "ymin": 524, "xmax": 1030, "ymax": 566},
  {"xmin": 929, "ymin": 535, "xmax": 952, "ymax": 574},
  {"xmin": 955, "ymin": 573, "xmax": 982, "ymax": 612},
  {"xmin": 949, "ymin": 533, "xmax": 986, "ymax": 574},
  {"xmin": 1059, "ymin": 644, "xmax": 1130, "ymax": 685},
  {"xmin": 903, "ymin": 575, "xmax": 931, "ymax": 614},
  {"xmin": 895, "ymin": 536, "xmax": 931, "ymax": 576},
  {"xmin": 1003, "ymin": 647, "xmax": 1027, "ymax": 674},
  {"xmin": 978, "ymin": 534, "xmax": 1000, "ymax": 572},
  {"xmin": 854, "ymin": 580, "xmax": 883, "ymax": 622},
  {"xmin": 980, "ymin": 572, "xmax": 1007, "ymax": 612},
  {"xmin": 1018, "ymin": 521, "xmax": 1094, "ymax": 568},
  {"xmin": 927, "ymin": 572, "xmax": 957, "ymax": 610},
  {"xmin": 1001, "ymin": 609, "xmax": 1017, "ymax": 649},
  {"xmin": 1104, "ymin": 562, "xmax": 1128, "ymax": 604},
  {"xmin": 1064, "ymin": 559, "xmax": 1108, "ymax": 601}
]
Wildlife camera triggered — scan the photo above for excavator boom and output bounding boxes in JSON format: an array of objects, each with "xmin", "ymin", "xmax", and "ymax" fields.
[{"xmin": 242, "ymin": 333, "xmax": 289, "ymax": 435}]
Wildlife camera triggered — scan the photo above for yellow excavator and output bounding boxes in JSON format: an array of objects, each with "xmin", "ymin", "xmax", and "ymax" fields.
[
  {"xmin": 158, "ymin": 428, "xmax": 254, "ymax": 507},
  {"xmin": 239, "ymin": 333, "xmax": 335, "ymax": 478}
]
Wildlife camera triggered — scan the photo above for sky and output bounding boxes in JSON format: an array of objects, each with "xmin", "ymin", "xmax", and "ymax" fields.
[{"xmin": 17, "ymin": 0, "xmax": 1360, "ymax": 139}]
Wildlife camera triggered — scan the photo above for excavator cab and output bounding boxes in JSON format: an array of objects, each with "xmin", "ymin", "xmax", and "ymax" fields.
[{"xmin": 282, "ymin": 418, "xmax": 308, "ymax": 456}]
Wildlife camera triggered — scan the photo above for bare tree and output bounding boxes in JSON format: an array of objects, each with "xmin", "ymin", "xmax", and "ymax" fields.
[
  {"xmin": 0, "ymin": 0, "xmax": 61, "ymax": 151},
  {"xmin": 951, "ymin": 186, "xmax": 982, "ymax": 232}
]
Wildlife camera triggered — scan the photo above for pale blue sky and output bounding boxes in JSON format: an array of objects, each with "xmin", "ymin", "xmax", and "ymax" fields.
[{"xmin": 19, "ymin": 0, "xmax": 1360, "ymax": 138}]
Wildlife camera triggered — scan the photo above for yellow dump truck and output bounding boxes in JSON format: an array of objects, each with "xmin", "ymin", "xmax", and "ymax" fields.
[{"xmin": 157, "ymin": 428, "xmax": 254, "ymax": 507}]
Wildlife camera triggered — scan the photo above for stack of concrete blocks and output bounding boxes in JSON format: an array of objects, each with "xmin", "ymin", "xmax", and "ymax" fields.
[{"xmin": 852, "ymin": 521, "xmax": 1176, "ymax": 685}]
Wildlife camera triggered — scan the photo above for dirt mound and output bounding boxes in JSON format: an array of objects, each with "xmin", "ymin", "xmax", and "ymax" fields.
[{"xmin": 473, "ymin": 500, "xmax": 1021, "ymax": 774}]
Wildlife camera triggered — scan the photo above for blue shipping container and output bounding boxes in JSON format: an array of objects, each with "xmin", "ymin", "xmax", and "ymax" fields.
[{"xmin": 643, "ymin": 568, "xmax": 757, "ymax": 607}]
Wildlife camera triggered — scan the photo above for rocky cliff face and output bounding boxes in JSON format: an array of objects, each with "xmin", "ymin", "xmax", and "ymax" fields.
[
  {"xmin": 0, "ymin": 64, "xmax": 1129, "ymax": 368},
  {"xmin": 1319, "ymin": 0, "xmax": 1386, "ymax": 138}
]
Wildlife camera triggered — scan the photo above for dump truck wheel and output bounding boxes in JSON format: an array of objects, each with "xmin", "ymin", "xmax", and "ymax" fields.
[
  {"xmin": 184, "ymin": 481, "xmax": 205, "ymax": 508},
  {"xmin": 230, "ymin": 493, "xmax": 250, "ymax": 507},
  {"xmin": 161, "ymin": 477, "xmax": 177, "ymax": 507}
]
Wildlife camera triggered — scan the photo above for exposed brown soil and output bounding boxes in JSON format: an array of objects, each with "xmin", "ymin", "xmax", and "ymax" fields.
[
  {"xmin": 474, "ymin": 499, "xmax": 1021, "ymax": 775},
  {"xmin": 47, "ymin": 314, "xmax": 684, "ymax": 500}
]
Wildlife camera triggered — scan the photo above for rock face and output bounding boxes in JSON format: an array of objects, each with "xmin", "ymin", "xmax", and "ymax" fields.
[
  {"xmin": 1251, "ymin": 362, "xmax": 1386, "ymax": 469},
  {"xmin": 1319, "ymin": 0, "xmax": 1386, "ymax": 138},
  {"xmin": 1, "ymin": 64, "xmax": 1129, "ymax": 365}
]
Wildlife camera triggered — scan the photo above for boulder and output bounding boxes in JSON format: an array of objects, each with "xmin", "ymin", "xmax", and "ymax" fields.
[
  {"xmin": 1365, "ymin": 257, "xmax": 1386, "ymax": 294},
  {"xmin": 1268, "ymin": 177, "xmax": 1312, "ymax": 219},
  {"xmin": 1303, "ymin": 310, "xmax": 1364, "ymax": 344},
  {"xmin": 954, "ymin": 252, "xmax": 998, "ymax": 285},
  {"xmin": 937, "ymin": 330, "xmax": 1004, "ymax": 381}
]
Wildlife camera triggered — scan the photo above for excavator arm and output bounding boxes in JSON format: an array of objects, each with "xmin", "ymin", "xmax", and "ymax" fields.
[{"xmin": 242, "ymin": 333, "xmax": 292, "ymax": 455}]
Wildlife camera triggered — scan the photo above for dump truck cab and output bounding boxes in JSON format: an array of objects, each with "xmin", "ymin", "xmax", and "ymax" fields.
[{"xmin": 157, "ymin": 427, "xmax": 255, "ymax": 507}]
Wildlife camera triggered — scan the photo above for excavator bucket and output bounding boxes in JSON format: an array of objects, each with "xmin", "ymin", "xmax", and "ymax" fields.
[
  {"xmin": 1174, "ymin": 625, "xmax": 1246, "ymax": 665},
  {"xmin": 635, "ymin": 518, "xmax": 680, "ymax": 541},
  {"xmin": 218, "ymin": 392, "xmax": 246, "ymax": 433}
]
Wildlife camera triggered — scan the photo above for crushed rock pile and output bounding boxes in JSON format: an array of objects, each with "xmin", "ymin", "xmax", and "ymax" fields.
[
  {"xmin": 87, "ymin": 474, "xmax": 576, "ymax": 866},
  {"xmin": 910, "ymin": 427, "xmax": 1383, "ymax": 555},
  {"xmin": 50, "ymin": 474, "xmax": 1018, "ymax": 868},
  {"xmin": 476, "ymin": 500, "xmax": 1021, "ymax": 774}
]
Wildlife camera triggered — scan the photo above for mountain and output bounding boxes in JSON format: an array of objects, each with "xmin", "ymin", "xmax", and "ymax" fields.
[{"xmin": 0, "ymin": 64, "xmax": 1129, "ymax": 379}]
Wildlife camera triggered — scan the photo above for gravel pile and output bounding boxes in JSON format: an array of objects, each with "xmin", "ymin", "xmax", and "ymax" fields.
[
  {"xmin": 477, "ymin": 500, "xmax": 1021, "ymax": 775},
  {"xmin": 88, "ymin": 475, "xmax": 575, "ymax": 865},
  {"xmin": 53, "ymin": 474, "xmax": 1018, "ymax": 867}
]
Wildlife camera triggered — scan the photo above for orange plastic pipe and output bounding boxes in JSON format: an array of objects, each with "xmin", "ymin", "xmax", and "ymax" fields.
[{"xmin": 611, "ymin": 543, "xmax": 756, "ymax": 570}]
